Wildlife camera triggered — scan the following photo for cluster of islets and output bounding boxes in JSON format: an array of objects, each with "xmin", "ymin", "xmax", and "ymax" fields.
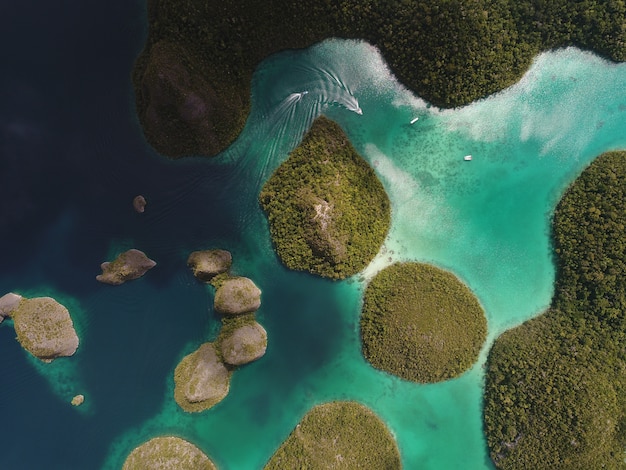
[{"xmin": 174, "ymin": 249, "xmax": 267, "ymax": 413}]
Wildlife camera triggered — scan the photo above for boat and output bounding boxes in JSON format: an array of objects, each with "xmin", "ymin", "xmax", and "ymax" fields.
[
  {"xmin": 410, "ymin": 117, "xmax": 419, "ymax": 124},
  {"xmin": 464, "ymin": 155, "xmax": 472, "ymax": 161}
]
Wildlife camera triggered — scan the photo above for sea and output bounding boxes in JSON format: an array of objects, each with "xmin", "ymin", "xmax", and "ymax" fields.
[{"xmin": 1, "ymin": 1, "xmax": 625, "ymax": 469}]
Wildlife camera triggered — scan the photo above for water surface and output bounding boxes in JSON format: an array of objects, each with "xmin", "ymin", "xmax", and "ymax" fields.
[{"xmin": 1, "ymin": 3, "xmax": 626, "ymax": 469}]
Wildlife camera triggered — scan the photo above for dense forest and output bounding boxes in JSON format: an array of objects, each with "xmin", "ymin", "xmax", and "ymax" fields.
[
  {"xmin": 264, "ymin": 401, "xmax": 401, "ymax": 469},
  {"xmin": 133, "ymin": 0, "xmax": 626, "ymax": 157},
  {"xmin": 483, "ymin": 151, "xmax": 626, "ymax": 469},
  {"xmin": 259, "ymin": 116, "xmax": 390, "ymax": 280},
  {"xmin": 360, "ymin": 262, "xmax": 487, "ymax": 383}
]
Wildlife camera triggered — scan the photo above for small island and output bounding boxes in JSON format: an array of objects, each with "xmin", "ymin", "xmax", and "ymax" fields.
[
  {"xmin": 96, "ymin": 249, "xmax": 156, "ymax": 285},
  {"xmin": 213, "ymin": 276, "xmax": 261, "ymax": 315},
  {"xmin": 260, "ymin": 116, "xmax": 390, "ymax": 279},
  {"xmin": 173, "ymin": 250, "xmax": 267, "ymax": 413},
  {"xmin": 360, "ymin": 262, "xmax": 486, "ymax": 383},
  {"xmin": 122, "ymin": 436, "xmax": 216, "ymax": 470},
  {"xmin": 187, "ymin": 249, "xmax": 232, "ymax": 282},
  {"xmin": 264, "ymin": 401, "xmax": 401, "ymax": 469},
  {"xmin": 174, "ymin": 342, "xmax": 231, "ymax": 413},
  {"xmin": 5, "ymin": 295, "xmax": 79, "ymax": 363}
]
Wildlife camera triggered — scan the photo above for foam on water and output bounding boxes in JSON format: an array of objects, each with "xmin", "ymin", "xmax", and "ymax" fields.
[
  {"xmin": 100, "ymin": 41, "xmax": 626, "ymax": 470},
  {"xmin": 4, "ymin": 23, "xmax": 626, "ymax": 468}
]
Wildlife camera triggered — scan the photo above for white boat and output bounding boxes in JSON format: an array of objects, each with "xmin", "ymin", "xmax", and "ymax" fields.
[
  {"xmin": 464, "ymin": 155, "xmax": 472, "ymax": 161},
  {"xmin": 410, "ymin": 117, "xmax": 419, "ymax": 124}
]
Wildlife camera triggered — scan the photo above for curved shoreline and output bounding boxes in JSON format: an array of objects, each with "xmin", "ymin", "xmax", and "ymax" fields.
[
  {"xmin": 483, "ymin": 151, "xmax": 626, "ymax": 469},
  {"xmin": 133, "ymin": 0, "xmax": 625, "ymax": 158}
]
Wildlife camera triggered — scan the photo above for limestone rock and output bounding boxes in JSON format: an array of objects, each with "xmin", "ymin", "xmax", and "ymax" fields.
[
  {"xmin": 11, "ymin": 297, "xmax": 79, "ymax": 362},
  {"xmin": 219, "ymin": 321, "xmax": 267, "ymax": 366},
  {"xmin": 123, "ymin": 436, "xmax": 216, "ymax": 470},
  {"xmin": 174, "ymin": 342, "xmax": 230, "ymax": 412},
  {"xmin": 133, "ymin": 195, "xmax": 147, "ymax": 213},
  {"xmin": 187, "ymin": 249, "xmax": 232, "ymax": 281},
  {"xmin": 96, "ymin": 249, "xmax": 156, "ymax": 285},
  {"xmin": 71, "ymin": 394, "xmax": 84, "ymax": 406},
  {"xmin": 0, "ymin": 292, "xmax": 22, "ymax": 323},
  {"xmin": 214, "ymin": 277, "xmax": 261, "ymax": 315}
]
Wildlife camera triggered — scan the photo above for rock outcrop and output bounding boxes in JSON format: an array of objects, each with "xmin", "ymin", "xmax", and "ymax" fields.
[
  {"xmin": 133, "ymin": 195, "xmax": 147, "ymax": 213},
  {"xmin": 96, "ymin": 249, "xmax": 156, "ymax": 285},
  {"xmin": 219, "ymin": 322, "xmax": 267, "ymax": 366},
  {"xmin": 0, "ymin": 292, "xmax": 22, "ymax": 323},
  {"xmin": 123, "ymin": 436, "xmax": 216, "ymax": 470},
  {"xmin": 10, "ymin": 297, "xmax": 79, "ymax": 362},
  {"xmin": 187, "ymin": 249, "xmax": 232, "ymax": 281},
  {"xmin": 174, "ymin": 342, "xmax": 230, "ymax": 413},
  {"xmin": 71, "ymin": 394, "xmax": 85, "ymax": 406},
  {"xmin": 213, "ymin": 277, "xmax": 261, "ymax": 315}
]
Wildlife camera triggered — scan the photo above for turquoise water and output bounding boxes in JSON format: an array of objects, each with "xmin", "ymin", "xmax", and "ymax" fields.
[
  {"xmin": 104, "ymin": 42, "xmax": 626, "ymax": 469},
  {"xmin": 1, "ymin": 7, "xmax": 626, "ymax": 469}
]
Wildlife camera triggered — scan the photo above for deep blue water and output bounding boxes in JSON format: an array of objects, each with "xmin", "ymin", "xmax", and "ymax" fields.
[{"xmin": 2, "ymin": 2, "xmax": 626, "ymax": 470}]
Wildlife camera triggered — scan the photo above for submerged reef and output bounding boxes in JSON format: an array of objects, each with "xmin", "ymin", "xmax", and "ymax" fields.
[
  {"xmin": 484, "ymin": 152, "xmax": 626, "ymax": 469},
  {"xmin": 264, "ymin": 401, "xmax": 401, "ymax": 469},
  {"xmin": 360, "ymin": 262, "xmax": 487, "ymax": 383},
  {"xmin": 133, "ymin": 0, "xmax": 626, "ymax": 158},
  {"xmin": 4, "ymin": 295, "xmax": 79, "ymax": 362},
  {"xmin": 96, "ymin": 248, "xmax": 156, "ymax": 285},
  {"xmin": 122, "ymin": 436, "xmax": 216, "ymax": 470},
  {"xmin": 260, "ymin": 116, "xmax": 390, "ymax": 279}
]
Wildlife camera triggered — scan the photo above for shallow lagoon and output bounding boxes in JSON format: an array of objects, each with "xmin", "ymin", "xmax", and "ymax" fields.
[{"xmin": 1, "ymin": 2, "xmax": 626, "ymax": 469}]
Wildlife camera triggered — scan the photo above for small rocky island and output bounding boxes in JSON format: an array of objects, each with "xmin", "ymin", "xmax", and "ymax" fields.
[
  {"xmin": 260, "ymin": 116, "xmax": 390, "ymax": 279},
  {"xmin": 187, "ymin": 249, "xmax": 232, "ymax": 282},
  {"xmin": 0, "ymin": 293, "xmax": 79, "ymax": 362},
  {"xmin": 174, "ymin": 342, "xmax": 231, "ymax": 413},
  {"xmin": 360, "ymin": 262, "xmax": 487, "ymax": 383},
  {"xmin": 122, "ymin": 436, "xmax": 216, "ymax": 470},
  {"xmin": 96, "ymin": 249, "xmax": 156, "ymax": 285},
  {"xmin": 174, "ymin": 250, "xmax": 267, "ymax": 412},
  {"xmin": 264, "ymin": 401, "xmax": 401, "ymax": 469}
]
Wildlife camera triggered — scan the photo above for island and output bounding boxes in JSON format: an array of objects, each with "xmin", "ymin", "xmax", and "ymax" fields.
[
  {"xmin": 133, "ymin": 0, "xmax": 626, "ymax": 158},
  {"xmin": 187, "ymin": 249, "xmax": 232, "ymax": 282},
  {"xmin": 122, "ymin": 436, "xmax": 216, "ymax": 470},
  {"xmin": 3, "ymin": 295, "xmax": 79, "ymax": 363},
  {"xmin": 173, "ymin": 251, "xmax": 267, "ymax": 413},
  {"xmin": 213, "ymin": 276, "xmax": 261, "ymax": 315},
  {"xmin": 483, "ymin": 151, "xmax": 626, "ymax": 469},
  {"xmin": 264, "ymin": 401, "xmax": 401, "ymax": 469},
  {"xmin": 173, "ymin": 342, "xmax": 231, "ymax": 413},
  {"xmin": 260, "ymin": 116, "xmax": 390, "ymax": 279},
  {"xmin": 360, "ymin": 262, "xmax": 487, "ymax": 383},
  {"xmin": 96, "ymin": 249, "xmax": 156, "ymax": 285}
]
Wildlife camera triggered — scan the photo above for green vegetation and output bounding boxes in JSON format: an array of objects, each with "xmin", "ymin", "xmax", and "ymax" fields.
[
  {"xmin": 360, "ymin": 262, "xmax": 486, "ymax": 383},
  {"xmin": 259, "ymin": 116, "xmax": 390, "ymax": 279},
  {"xmin": 11, "ymin": 297, "xmax": 79, "ymax": 362},
  {"xmin": 484, "ymin": 151, "xmax": 626, "ymax": 469},
  {"xmin": 122, "ymin": 436, "xmax": 216, "ymax": 470},
  {"xmin": 134, "ymin": 0, "xmax": 626, "ymax": 157},
  {"xmin": 173, "ymin": 342, "xmax": 231, "ymax": 413},
  {"xmin": 264, "ymin": 401, "xmax": 401, "ymax": 469}
]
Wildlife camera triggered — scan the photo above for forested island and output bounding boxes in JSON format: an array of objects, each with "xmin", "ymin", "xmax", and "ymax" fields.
[
  {"xmin": 360, "ymin": 262, "xmax": 487, "ymax": 382},
  {"xmin": 259, "ymin": 116, "xmax": 390, "ymax": 279},
  {"xmin": 264, "ymin": 401, "xmax": 401, "ymax": 469},
  {"xmin": 484, "ymin": 151, "xmax": 626, "ymax": 469},
  {"xmin": 133, "ymin": 0, "xmax": 626, "ymax": 158}
]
